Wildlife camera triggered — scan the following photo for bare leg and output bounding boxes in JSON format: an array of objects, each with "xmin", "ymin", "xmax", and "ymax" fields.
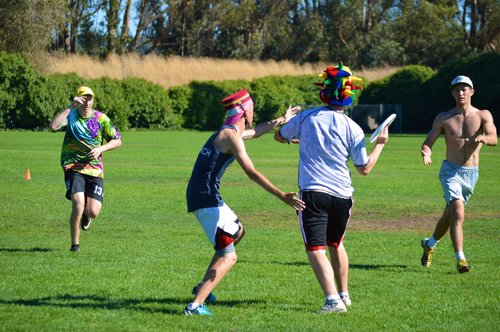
[
  {"xmin": 192, "ymin": 226, "xmax": 245, "ymax": 304},
  {"xmin": 448, "ymin": 200, "xmax": 465, "ymax": 253},
  {"xmin": 69, "ymin": 193, "xmax": 85, "ymax": 245},
  {"xmin": 307, "ymin": 250, "xmax": 338, "ymax": 296},
  {"xmin": 329, "ymin": 243, "xmax": 348, "ymax": 293},
  {"xmin": 193, "ymin": 252, "xmax": 237, "ymax": 304},
  {"xmin": 432, "ymin": 206, "xmax": 452, "ymax": 241}
]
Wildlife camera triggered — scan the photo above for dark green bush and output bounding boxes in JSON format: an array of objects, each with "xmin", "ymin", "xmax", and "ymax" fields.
[
  {"xmin": 165, "ymin": 85, "xmax": 191, "ymax": 129},
  {"xmin": 181, "ymin": 80, "xmax": 250, "ymax": 131},
  {"xmin": 90, "ymin": 77, "xmax": 131, "ymax": 130},
  {"xmin": 27, "ymin": 73, "xmax": 88, "ymax": 129},
  {"xmin": 251, "ymin": 75, "xmax": 317, "ymax": 123},
  {"xmin": 421, "ymin": 52, "xmax": 500, "ymax": 130},
  {"xmin": 360, "ymin": 65, "xmax": 436, "ymax": 132},
  {"xmin": 0, "ymin": 51, "xmax": 38, "ymax": 129},
  {"xmin": 122, "ymin": 77, "xmax": 182, "ymax": 129},
  {"xmin": 179, "ymin": 77, "xmax": 318, "ymax": 131},
  {"xmin": 360, "ymin": 54, "xmax": 500, "ymax": 132},
  {"xmin": 2, "ymin": 51, "xmax": 498, "ymax": 132}
]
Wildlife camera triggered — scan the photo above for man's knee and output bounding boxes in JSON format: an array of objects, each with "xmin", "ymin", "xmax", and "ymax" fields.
[
  {"xmin": 86, "ymin": 206, "xmax": 101, "ymax": 219},
  {"xmin": 215, "ymin": 251, "xmax": 238, "ymax": 268},
  {"xmin": 86, "ymin": 198, "xmax": 102, "ymax": 218}
]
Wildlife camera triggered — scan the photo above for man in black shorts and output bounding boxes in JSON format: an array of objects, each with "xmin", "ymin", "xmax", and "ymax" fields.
[
  {"xmin": 50, "ymin": 86, "xmax": 121, "ymax": 252},
  {"xmin": 275, "ymin": 64, "xmax": 389, "ymax": 313}
]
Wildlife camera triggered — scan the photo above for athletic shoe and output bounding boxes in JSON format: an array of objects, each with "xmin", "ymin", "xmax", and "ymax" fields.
[
  {"xmin": 192, "ymin": 284, "xmax": 216, "ymax": 304},
  {"xmin": 457, "ymin": 259, "xmax": 471, "ymax": 274},
  {"xmin": 81, "ymin": 214, "xmax": 92, "ymax": 231},
  {"xmin": 341, "ymin": 294, "xmax": 352, "ymax": 307},
  {"xmin": 184, "ymin": 304, "xmax": 212, "ymax": 316},
  {"xmin": 319, "ymin": 299, "xmax": 347, "ymax": 314},
  {"xmin": 70, "ymin": 244, "xmax": 80, "ymax": 252},
  {"xmin": 421, "ymin": 238, "xmax": 435, "ymax": 267}
]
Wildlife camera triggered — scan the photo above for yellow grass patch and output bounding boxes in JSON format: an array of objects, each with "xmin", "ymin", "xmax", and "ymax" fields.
[{"xmin": 46, "ymin": 54, "xmax": 398, "ymax": 89}]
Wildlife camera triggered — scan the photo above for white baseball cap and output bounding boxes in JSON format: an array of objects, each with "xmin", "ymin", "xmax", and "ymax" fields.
[{"xmin": 451, "ymin": 75, "xmax": 473, "ymax": 88}]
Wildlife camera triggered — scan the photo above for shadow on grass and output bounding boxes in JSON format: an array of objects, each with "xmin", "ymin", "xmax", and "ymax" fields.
[
  {"xmin": 350, "ymin": 264, "xmax": 408, "ymax": 270},
  {"xmin": 267, "ymin": 261, "xmax": 408, "ymax": 270},
  {"xmin": 0, "ymin": 294, "xmax": 264, "ymax": 315},
  {"xmin": 270, "ymin": 261, "xmax": 309, "ymax": 267},
  {"xmin": 0, "ymin": 247, "xmax": 54, "ymax": 253}
]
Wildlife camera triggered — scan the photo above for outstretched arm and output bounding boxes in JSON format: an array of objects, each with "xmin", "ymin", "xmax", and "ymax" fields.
[
  {"xmin": 224, "ymin": 132, "xmax": 305, "ymax": 211},
  {"xmin": 242, "ymin": 105, "xmax": 301, "ymax": 139}
]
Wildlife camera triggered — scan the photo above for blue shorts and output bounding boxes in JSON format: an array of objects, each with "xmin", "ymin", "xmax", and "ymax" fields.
[{"xmin": 439, "ymin": 160, "xmax": 479, "ymax": 207}]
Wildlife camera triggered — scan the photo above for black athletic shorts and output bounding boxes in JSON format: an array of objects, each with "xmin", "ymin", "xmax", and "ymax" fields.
[
  {"xmin": 299, "ymin": 191, "xmax": 353, "ymax": 250},
  {"xmin": 64, "ymin": 171, "xmax": 104, "ymax": 202}
]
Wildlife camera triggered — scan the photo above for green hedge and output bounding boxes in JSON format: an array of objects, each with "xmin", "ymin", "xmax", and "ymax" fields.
[
  {"xmin": 0, "ymin": 52, "xmax": 38, "ymax": 129},
  {"xmin": 1, "ymin": 50, "xmax": 498, "ymax": 132},
  {"xmin": 419, "ymin": 53, "xmax": 500, "ymax": 132},
  {"xmin": 360, "ymin": 53, "xmax": 500, "ymax": 132},
  {"xmin": 360, "ymin": 65, "xmax": 436, "ymax": 132}
]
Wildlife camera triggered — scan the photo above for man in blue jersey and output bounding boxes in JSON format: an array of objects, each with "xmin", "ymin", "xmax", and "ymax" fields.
[
  {"xmin": 184, "ymin": 89, "xmax": 305, "ymax": 316},
  {"xmin": 275, "ymin": 64, "xmax": 389, "ymax": 313}
]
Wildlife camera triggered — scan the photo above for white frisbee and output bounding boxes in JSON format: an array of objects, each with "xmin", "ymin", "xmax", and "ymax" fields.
[{"xmin": 369, "ymin": 113, "xmax": 397, "ymax": 143}]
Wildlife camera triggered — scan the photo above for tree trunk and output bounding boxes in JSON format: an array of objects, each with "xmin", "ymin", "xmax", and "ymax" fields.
[
  {"xmin": 118, "ymin": 0, "xmax": 132, "ymax": 53},
  {"xmin": 106, "ymin": 0, "xmax": 120, "ymax": 54}
]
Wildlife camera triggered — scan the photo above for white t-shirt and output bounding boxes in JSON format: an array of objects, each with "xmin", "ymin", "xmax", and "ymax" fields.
[{"xmin": 279, "ymin": 106, "xmax": 369, "ymax": 198}]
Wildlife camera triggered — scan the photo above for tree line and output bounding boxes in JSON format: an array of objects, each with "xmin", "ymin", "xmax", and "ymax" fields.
[
  {"xmin": 0, "ymin": 0, "xmax": 498, "ymax": 69},
  {"xmin": 1, "ymin": 50, "xmax": 498, "ymax": 131}
]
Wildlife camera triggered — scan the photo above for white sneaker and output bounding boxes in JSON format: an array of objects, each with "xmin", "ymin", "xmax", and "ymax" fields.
[
  {"xmin": 319, "ymin": 299, "xmax": 347, "ymax": 314},
  {"xmin": 341, "ymin": 294, "xmax": 352, "ymax": 307},
  {"xmin": 81, "ymin": 214, "xmax": 92, "ymax": 231}
]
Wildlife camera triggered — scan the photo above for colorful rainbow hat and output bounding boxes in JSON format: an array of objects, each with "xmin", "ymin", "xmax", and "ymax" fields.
[{"xmin": 315, "ymin": 63, "xmax": 362, "ymax": 107}]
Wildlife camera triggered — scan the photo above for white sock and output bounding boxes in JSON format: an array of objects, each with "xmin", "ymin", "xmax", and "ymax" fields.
[
  {"xmin": 326, "ymin": 294, "xmax": 341, "ymax": 301},
  {"xmin": 427, "ymin": 235, "xmax": 439, "ymax": 248},
  {"xmin": 456, "ymin": 251, "xmax": 465, "ymax": 261},
  {"xmin": 339, "ymin": 291, "xmax": 349, "ymax": 298},
  {"xmin": 187, "ymin": 302, "xmax": 200, "ymax": 310}
]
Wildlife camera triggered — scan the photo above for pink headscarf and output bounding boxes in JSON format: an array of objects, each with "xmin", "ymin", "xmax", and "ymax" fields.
[{"xmin": 221, "ymin": 90, "xmax": 254, "ymax": 126}]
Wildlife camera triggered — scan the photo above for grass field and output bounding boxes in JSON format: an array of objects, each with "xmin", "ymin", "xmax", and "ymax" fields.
[{"xmin": 1, "ymin": 131, "xmax": 499, "ymax": 331}]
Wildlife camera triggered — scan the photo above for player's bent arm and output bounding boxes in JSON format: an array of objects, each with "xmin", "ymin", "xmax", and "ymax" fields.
[
  {"xmin": 100, "ymin": 138, "xmax": 122, "ymax": 152},
  {"xmin": 49, "ymin": 108, "xmax": 71, "ymax": 132},
  {"xmin": 87, "ymin": 138, "xmax": 122, "ymax": 160},
  {"xmin": 355, "ymin": 127, "xmax": 388, "ymax": 176},
  {"xmin": 476, "ymin": 110, "xmax": 498, "ymax": 146},
  {"xmin": 355, "ymin": 143, "xmax": 385, "ymax": 176}
]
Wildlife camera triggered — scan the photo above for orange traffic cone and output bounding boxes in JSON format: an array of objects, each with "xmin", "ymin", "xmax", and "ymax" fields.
[{"xmin": 24, "ymin": 169, "xmax": 31, "ymax": 180}]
